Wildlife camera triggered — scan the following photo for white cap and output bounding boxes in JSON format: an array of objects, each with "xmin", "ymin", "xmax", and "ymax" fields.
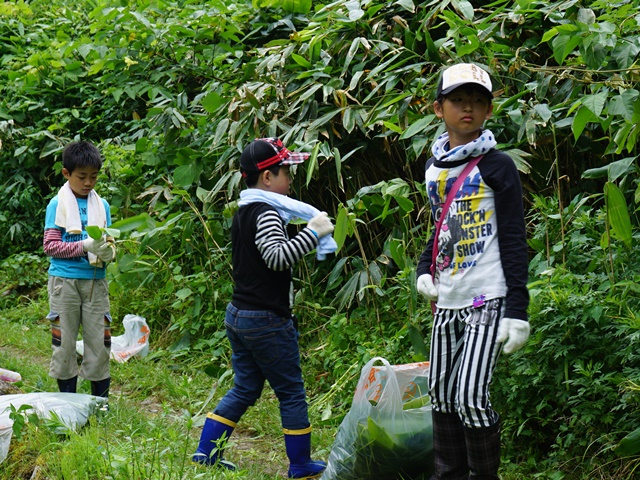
[{"xmin": 437, "ymin": 63, "xmax": 492, "ymax": 98}]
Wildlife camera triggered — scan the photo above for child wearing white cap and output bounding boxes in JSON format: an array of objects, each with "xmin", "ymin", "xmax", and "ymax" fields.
[{"xmin": 416, "ymin": 63, "xmax": 530, "ymax": 479}]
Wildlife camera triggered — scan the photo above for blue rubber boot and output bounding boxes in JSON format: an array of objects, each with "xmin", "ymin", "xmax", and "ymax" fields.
[
  {"xmin": 284, "ymin": 428, "xmax": 326, "ymax": 479},
  {"xmin": 192, "ymin": 413, "xmax": 237, "ymax": 470}
]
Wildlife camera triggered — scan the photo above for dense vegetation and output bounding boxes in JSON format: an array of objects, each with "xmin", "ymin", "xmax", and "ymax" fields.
[{"xmin": 1, "ymin": 0, "xmax": 639, "ymax": 478}]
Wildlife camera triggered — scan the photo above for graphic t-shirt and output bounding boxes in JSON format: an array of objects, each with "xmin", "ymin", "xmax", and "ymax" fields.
[{"xmin": 417, "ymin": 149, "xmax": 529, "ymax": 320}]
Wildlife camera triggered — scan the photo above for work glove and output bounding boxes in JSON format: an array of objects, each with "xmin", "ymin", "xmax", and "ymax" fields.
[
  {"xmin": 82, "ymin": 236, "xmax": 106, "ymax": 255},
  {"xmin": 496, "ymin": 318, "xmax": 530, "ymax": 354},
  {"xmin": 307, "ymin": 212, "xmax": 334, "ymax": 238},
  {"xmin": 96, "ymin": 238, "xmax": 116, "ymax": 263},
  {"xmin": 417, "ymin": 274, "xmax": 438, "ymax": 301}
]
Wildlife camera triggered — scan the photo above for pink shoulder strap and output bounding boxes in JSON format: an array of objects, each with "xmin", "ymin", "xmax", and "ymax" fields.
[{"xmin": 430, "ymin": 155, "xmax": 484, "ymax": 278}]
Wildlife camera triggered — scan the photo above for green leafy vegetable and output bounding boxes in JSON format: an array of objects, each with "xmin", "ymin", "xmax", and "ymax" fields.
[
  {"xmin": 85, "ymin": 226, "xmax": 121, "ymax": 240},
  {"xmin": 85, "ymin": 226, "xmax": 103, "ymax": 240}
]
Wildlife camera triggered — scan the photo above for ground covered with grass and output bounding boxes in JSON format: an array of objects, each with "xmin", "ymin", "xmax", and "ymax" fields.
[{"xmin": 0, "ymin": 292, "xmax": 335, "ymax": 480}]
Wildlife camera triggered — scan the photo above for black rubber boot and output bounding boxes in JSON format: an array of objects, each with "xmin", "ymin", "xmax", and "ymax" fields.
[
  {"xmin": 464, "ymin": 420, "xmax": 501, "ymax": 480},
  {"xmin": 57, "ymin": 376, "xmax": 78, "ymax": 393},
  {"xmin": 429, "ymin": 411, "xmax": 469, "ymax": 480},
  {"xmin": 91, "ymin": 377, "xmax": 110, "ymax": 398}
]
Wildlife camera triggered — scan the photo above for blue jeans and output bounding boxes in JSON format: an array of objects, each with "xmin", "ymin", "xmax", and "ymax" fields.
[{"xmin": 214, "ymin": 303, "xmax": 309, "ymax": 430}]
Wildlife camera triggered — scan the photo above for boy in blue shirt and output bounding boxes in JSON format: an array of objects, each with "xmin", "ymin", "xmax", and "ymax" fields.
[
  {"xmin": 43, "ymin": 141, "xmax": 116, "ymax": 400},
  {"xmin": 192, "ymin": 137, "xmax": 334, "ymax": 479}
]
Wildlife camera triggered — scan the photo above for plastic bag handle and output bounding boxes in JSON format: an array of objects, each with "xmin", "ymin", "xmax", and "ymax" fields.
[{"xmin": 353, "ymin": 357, "xmax": 403, "ymax": 412}]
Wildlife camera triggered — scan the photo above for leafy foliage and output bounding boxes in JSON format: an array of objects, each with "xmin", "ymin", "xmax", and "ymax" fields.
[
  {"xmin": 493, "ymin": 194, "xmax": 640, "ymax": 476},
  {"xmin": 1, "ymin": 0, "xmax": 640, "ymax": 477}
]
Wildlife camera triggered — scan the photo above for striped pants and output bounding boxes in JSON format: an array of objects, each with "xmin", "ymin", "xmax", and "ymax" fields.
[{"xmin": 429, "ymin": 298, "xmax": 504, "ymax": 429}]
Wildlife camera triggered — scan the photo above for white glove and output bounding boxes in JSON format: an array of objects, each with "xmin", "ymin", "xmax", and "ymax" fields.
[
  {"xmin": 96, "ymin": 240, "xmax": 116, "ymax": 262},
  {"xmin": 82, "ymin": 236, "xmax": 106, "ymax": 255},
  {"xmin": 496, "ymin": 318, "xmax": 530, "ymax": 354},
  {"xmin": 417, "ymin": 274, "xmax": 438, "ymax": 301},
  {"xmin": 307, "ymin": 212, "xmax": 334, "ymax": 238}
]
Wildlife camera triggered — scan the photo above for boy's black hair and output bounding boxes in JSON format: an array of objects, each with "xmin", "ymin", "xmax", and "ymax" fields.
[
  {"xmin": 244, "ymin": 164, "xmax": 281, "ymax": 188},
  {"xmin": 436, "ymin": 83, "xmax": 493, "ymax": 105},
  {"xmin": 62, "ymin": 141, "xmax": 103, "ymax": 173}
]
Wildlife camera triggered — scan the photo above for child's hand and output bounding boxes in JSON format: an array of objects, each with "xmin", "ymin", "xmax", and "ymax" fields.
[
  {"xmin": 417, "ymin": 274, "xmax": 438, "ymax": 301},
  {"xmin": 96, "ymin": 240, "xmax": 116, "ymax": 262},
  {"xmin": 307, "ymin": 212, "xmax": 334, "ymax": 238},
  {"xmin": 496, "ymin": 318, "xmax": 530, "ymax": 354},
  {"xmin": 82, "ymin": 236, "xmax": 106, "ymax": 254}
]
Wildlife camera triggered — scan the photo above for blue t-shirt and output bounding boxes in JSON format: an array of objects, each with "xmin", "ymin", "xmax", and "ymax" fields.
[{"xmin": 44, "ymin": 195, "xmax": 112, "ymax": 279}]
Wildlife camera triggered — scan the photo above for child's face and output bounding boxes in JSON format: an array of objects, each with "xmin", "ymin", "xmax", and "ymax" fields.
[
  {"xmin": 62, "ymin": 166, "xmax": 100, "ymax": 198},
  {"xmin": 260, "ymin": 165, "xmax": 292, "ymax": 195},
  {"xmin": 434, "ymin": 86, "xmax": 493, "ymax": 142}
]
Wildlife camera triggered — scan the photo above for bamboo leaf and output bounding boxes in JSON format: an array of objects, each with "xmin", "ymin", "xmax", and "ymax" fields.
[
  {"xmin": 582, "ymin": 157, "xmax": 635, "ymax": 182},
  {"xmin": 342, "ymin": 38, "xmax": 363, "ymax": 78},
  {"xmin": 504, "ymin": 149, "xmax": 532, "ymax": 175},
  {"xmin": 111, "ymin": 213, "xmax": 155, "ymax": 233},
  {"xmin": 290, "ymin": 53, "xmax": 312, "ymax": 68},
  {"xmin": 395, "ymin": 0, "xmax": 415, "ymax": 13},
  {"xmin": 612, "ymin": 123, "xmax": 633, "ymax": 155},
  {"xmin": 451, "ymin": 0, "xmax": 474, "ymax": 20},
  {"xmin": 333, "ymin": 205, "xmax": 351, "ymax": 251},
  {"xmin": 334, "ymin": 147, "xmax": 344, "ymax": 191},
  {"xmin": 305, "ymin": 144, "xmax": 319, "ymax": 187},
  {"xmin": 533, "ymin": 103, "xmax": 552, "ymax": 124},
  {"xmin": 615, "ymin": 427, "xmax": 640, "ymax": 457},
  {"xmin": 541, "ymin": 27, "xmax": 559, "ymax": 43},
  {"xmin": 213, "ymin": 119, "xmax": 229, "ymax": 146},
  {"xmin": 327, "ymin": 256, "xmax": 348, "ymax": 290},
  {"xmin": 334, "ymin": 274, "xmax": 359, "ymax": 311},
  {"xmin": 407, "ymin": 324, "xmax": 429, "ymax": 361},
  {"xmin": 400, "ymin": 115, "xmax": 436, "ymax": 140},
  {"xmin": 308, "ymin": 109, "xmax": 342, "ymax": 131},
  {"xmin": 388, "ymin": 238, "xmax": 406, "ymax": 270},
  {"xmin": 605, "ymin": 182, "xmax": 632, "ymax": 249}
]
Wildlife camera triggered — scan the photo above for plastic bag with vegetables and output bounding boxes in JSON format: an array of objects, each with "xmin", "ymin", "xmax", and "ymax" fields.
[{"xmin": 321, "ymin": 357, "xmax": 434, "ymax": 480}]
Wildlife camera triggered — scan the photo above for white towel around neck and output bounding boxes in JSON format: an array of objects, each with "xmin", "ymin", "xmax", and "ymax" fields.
[
  {"xmin": 238, "ymin": 189, "xmax": 337, "ymax": 260},
  {"xmin": 54, "ymin": 181, "xmax": 107, "ymax": 266}
]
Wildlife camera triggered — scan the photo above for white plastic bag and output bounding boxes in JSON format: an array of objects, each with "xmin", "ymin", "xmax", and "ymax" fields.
[
  {"xmin": 0, "ymin": 392, "xmax": 106, "ymax": 464},
  {"xmin": 321, "ymin": 357, "xmax": 434, "ymax": 480},
  {"xmin": 0, "ymin": 369, "xmax": 21, "ymax": 383},
  {"xmin": 77, "ymin": 314, "xmax": 150, "ymax": 363}
]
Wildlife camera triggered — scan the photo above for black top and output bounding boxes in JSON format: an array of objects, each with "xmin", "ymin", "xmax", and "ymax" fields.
[{"xmin": 230, "ymin": 202, "xmax": 317, "ymax": 318}]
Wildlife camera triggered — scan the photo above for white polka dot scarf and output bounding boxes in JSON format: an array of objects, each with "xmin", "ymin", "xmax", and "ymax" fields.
[{"xmin": 431, "ymin": 129, "xmax": 497, "ymax": 162}]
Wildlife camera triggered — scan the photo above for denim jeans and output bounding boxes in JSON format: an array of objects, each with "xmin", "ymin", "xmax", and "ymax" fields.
[{"xmin": 214, "ymin": 303, "xmax": 310, "ymax": 430}]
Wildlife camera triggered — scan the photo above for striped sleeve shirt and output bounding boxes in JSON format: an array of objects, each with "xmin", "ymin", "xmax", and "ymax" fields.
[
  {"xmin": 255, "ymin": 210, "xmax": 318, "ymax": 271},
  {"xmin": 43, "ymin": 228, "xmax": 84, "ymax": 258},
  {"xmin": 230, "ymin": 202, "xmax": 319, "ymax": 318}
]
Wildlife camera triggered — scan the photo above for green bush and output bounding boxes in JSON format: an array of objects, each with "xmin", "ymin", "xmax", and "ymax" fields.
[
  {"xmin": 0, "ymin": 253, "xmax": 48, "ymax": 309},
  {"xmin": 493, "ymin": 197, "xmax": 640, "ymax": 474}
]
